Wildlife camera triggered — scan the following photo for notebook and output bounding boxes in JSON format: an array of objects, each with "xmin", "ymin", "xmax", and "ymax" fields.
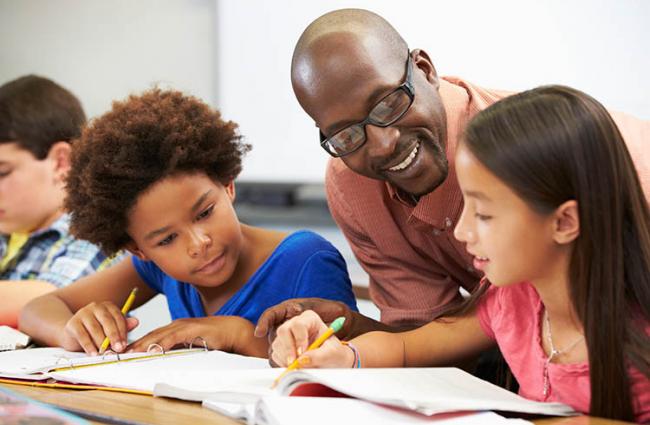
[
  {"xmin": 157, "ymin": 367, "xmax": 573, "ymax": 418},
  {"xmin": 0, "ymin": 346, "xmax": 204, "ymax": 380},
  {"xmin": 0, "ymin": 326, "xmax": 31, "ymax": 351},
  {"xmin": 244, "ymin": 396, "xmax": 535, "ymax": 425},
  {"xmin": 0, "ymin": 347, "xmax": 269, "ymax": 395}
]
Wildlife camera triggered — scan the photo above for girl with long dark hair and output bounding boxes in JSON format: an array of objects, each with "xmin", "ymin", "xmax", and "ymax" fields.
[{"xmin": 270, "ymin": 85, "xmax": 650, "ymax": 422}]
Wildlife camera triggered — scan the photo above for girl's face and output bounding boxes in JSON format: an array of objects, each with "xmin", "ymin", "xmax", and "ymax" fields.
[
  {"xmin": 453, "ymin": 144, "xmax": 565, "ymax": 287},
  {"xmin": 126, "ymin": 173, "xmax": 243, "ymax": 289}
]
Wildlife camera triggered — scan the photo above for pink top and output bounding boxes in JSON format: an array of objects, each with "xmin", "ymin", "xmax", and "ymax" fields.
[
  {"xmin": 326, "ymin": 76, "xmax": 650, "ymax": 327},
  {"xmin": 477, "ymin": 283, "xmax": 650, "ymax": 422}
]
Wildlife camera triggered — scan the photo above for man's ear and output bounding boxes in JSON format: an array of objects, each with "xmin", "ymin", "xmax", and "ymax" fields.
[
  {"xmin": 125, "ymin": 241, "xmax": 149, "ymax": 261},
  {"xmin": 47, "ymin": 141, "xmax": 72, "ymax": 183},
  {"xmin": 412, "ymin": 49, "xmax": 439, "ymax": 88},
  {"xmin": 224, "ymin": 180, "xmax": 236, "ymax": 203},
  {"xmin": 553, "ymin": 200, "xmax": 580, "ymax": 245}
]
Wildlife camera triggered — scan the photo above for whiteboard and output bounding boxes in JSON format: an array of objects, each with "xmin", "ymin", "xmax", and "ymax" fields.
[
  {"xmin": 216, "ymin": 0, "xmax": 650, "ymax": 182},
  {"xmin": 1, "ymin": 0, "xmax": 648, "ymax": 183}
]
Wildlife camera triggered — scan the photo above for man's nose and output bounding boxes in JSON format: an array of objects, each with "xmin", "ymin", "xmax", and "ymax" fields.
[{"xmin": 364, "ymin": 124, "xmax": 401, "ymax": 160}]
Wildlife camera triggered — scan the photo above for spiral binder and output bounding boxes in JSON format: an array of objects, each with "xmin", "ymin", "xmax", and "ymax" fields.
[{"xmin": 0, "ymin": 343, "xmax": 213, "ymax": 396}]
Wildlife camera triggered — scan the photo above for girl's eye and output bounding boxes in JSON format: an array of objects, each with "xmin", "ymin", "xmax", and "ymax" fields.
[
  {"xmin": 475, "ymin": 213, "xmax": 492, "ymax": 221},
  {"xmin": 157, "ymin": 233, "xmax": 177, "ymax": 246},
  {"xmin": 196, "ymin": 205, "xmax": 214, "ymax": 221},
  {"xmin": 0, "ymin": 170, "xmax": 12, "ymax": 178}
]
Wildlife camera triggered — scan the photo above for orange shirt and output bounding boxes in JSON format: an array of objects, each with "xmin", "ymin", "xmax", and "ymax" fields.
[{"xmin": 326, "ymin": 77, "xmax": 650, "ymax": 327}]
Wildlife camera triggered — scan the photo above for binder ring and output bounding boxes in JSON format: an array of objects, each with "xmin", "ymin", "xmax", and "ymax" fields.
[
  {"xmin": 101, "ymin": 350, "xmax": 121, "ymax": 362},
  {"xmin": 147, "ymin": 343, "xmax": 165, "ymax": 354},
  {"xmin": 54, "ymin": 356, "xmax": 75, "ymax": 370},
  {"xmin": 188, "ymin": 336, "xmax": 208, "ymax": 351}
]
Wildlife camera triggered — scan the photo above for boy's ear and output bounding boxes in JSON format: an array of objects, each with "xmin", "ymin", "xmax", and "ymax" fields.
[
  {"xmin": 47, "ymin": 141, "xmax": 72, "ymax": 182},
  {"xmin": 124, "ymin": 241, "xmax": 149, "ymax": 261},
  {"xmin": 224, "ymin": 180, "xmax": 236, "ymax": 202},
  {"xmin": 553, "ymin": 200, "xmax": 580, "ymax": 245}
]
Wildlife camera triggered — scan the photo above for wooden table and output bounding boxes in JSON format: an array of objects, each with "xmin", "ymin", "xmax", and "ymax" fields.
[{"xmin": 1, "ymin": 383, "xmax": 632, "ymax": 425}]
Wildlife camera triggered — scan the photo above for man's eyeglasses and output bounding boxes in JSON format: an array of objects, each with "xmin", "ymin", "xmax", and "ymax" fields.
[{"xmin": 319, "ymin": 50, "xmax": 415, "ymax": 158}]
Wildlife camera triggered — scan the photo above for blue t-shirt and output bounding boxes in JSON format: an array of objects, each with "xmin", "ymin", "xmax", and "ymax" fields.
[{"xmin": 132, "ymin": 230, "xmax": 358, "ymax": 324}]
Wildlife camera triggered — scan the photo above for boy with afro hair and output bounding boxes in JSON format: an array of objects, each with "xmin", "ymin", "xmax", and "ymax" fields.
[{"xmin": 20, "ymin": 88, "xmax": 357, "ymax": 357}]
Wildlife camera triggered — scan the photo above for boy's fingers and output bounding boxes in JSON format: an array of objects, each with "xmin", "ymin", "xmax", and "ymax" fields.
[
  {"xmin": 94, "ymin": 307, "xmax": 124, "ymax": 352},
  {"xmin": 105, "ymin": 303, "xmax": 128, "ymax": 345},
  {"xmin": 80, "ymin": 315, "xmax": 107, "ymax": 352},
  {"xmin": 71, "ymin": 322, "xmax": 99, "ymax": 355},
  {"xmin": 126, "ymin": 316, "xmax": 139, "ymax": 331}
]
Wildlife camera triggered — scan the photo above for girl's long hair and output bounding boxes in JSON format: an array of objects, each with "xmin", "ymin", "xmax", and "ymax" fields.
[{"xmin": 458, "ymin": 85, "xmax": 649, "ymax": 421}]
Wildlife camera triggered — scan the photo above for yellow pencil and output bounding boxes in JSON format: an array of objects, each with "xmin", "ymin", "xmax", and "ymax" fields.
[
  {"xmin": 271, "ymin": 316, "xmax": 346, "ymax": 389},
  {"xmin": 99, "ymin": 287, "xmax": 138, "ymax": 354}
]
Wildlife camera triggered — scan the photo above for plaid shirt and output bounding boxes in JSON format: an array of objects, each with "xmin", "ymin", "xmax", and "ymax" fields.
[{"xmin": 0, "ymin": 214, "xmax": 122, "ymax": 287}]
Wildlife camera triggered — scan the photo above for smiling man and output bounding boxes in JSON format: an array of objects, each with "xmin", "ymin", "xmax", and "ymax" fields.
[{"xmin": 255, "ymin": 8, "xmax": 650, "ymax": 340}]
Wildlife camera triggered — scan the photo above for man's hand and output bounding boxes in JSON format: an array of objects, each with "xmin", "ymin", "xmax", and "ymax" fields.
[{"xmin": 254, "ymin": 298, "xmax": 356, "ymax": 341}]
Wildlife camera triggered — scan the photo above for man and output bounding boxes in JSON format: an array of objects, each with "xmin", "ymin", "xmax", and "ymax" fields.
[{"xmin": 255, "ymin": 9, "xmax": 650, "ymax": 340}]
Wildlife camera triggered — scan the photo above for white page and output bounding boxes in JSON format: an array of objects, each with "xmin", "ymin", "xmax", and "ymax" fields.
[
  {"xmin": 50, "ymin": 350, "xmax": 270, "ymax": 392},
  {"xmin": 0, "ymin": 326, "xmax": 31, "ymax": 351},
  {"xmin": 0, "ymin": 347, "xmax": 202, "ymax": 380},
  {"xmin": 0, "ymin": 347, "xmax": 87, "ymax": 379},
  {"xmin": 253, "ymin": 396, "xmax": 533, "ymax": 425},
  {"xmin": 154, "ymin": 369, "xmax": 275, "ymax": 402},
  {"xmin": 277, "ymin": 368, "xmax": 575, "ymax": 417}
]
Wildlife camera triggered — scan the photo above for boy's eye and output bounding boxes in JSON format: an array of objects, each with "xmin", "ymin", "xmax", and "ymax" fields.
[
  {"xmin": 0, "ymin": 170, "xmax": 12, "ymax": 178},
  {"xmin": 475, "ymin": 213, "xmax": 492, "ymax": 221},
  {"xmin": 157, "ymin": 233, "xmax": 177, "ymax": 246},
  {"xmin": 196, "ymin": 205, "xmax": 214, "ymax": 221}
]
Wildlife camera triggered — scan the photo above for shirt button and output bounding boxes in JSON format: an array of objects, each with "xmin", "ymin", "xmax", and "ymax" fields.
[
  {"xmin": 432, "ymin": 229, "xmax": 441, "ymax": 236},
  {"xmin": 445, "ymin": 217, "xmax": 453, "ymax": 228}
]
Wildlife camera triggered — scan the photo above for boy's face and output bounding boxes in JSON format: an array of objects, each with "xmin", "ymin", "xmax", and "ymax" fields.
[
  {"xmin": 126, "ymin": 173, "xmax": 244, "ymax": 290},
  {"xmin": 0, "ymin": 142, "xmax": 67, "ymax": 234}
]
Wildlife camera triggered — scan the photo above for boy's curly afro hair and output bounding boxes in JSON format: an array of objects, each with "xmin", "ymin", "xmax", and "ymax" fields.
[{"xmin": 65, "ymin": 88, "xmax": 251, "ymax": 255}]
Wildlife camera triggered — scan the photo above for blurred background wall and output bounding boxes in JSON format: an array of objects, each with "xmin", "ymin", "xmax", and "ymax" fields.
[
  {"xmin": 1, "ymin": 0, "xmax": 648, "ymax": 183},
  {"xmin": 1, "ymin": 0, "xmax": 648, "ymax": 336}
]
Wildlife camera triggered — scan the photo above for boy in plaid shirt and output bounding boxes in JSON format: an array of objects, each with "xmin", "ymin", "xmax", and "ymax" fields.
[{"xmin": 0, "ymin": 75, "xmax": 119, "ymax": 327}]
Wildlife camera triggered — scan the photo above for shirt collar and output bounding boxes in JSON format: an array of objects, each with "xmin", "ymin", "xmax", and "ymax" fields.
[{"xmin": 385, "ymin": 78, "xmax": 471, "ymax": 230}]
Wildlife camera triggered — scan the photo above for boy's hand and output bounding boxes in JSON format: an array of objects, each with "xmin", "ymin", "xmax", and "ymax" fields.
[
  {"xmin": 126, "ymin": 316, "xmax": 268, "ymax": 357},
  {"xmin": 61, "ymin": 301, "xmax": 139, "ymax": 355},
  {"xmin": 270, "ymin": 310, "xmax": 354, "ymax": 368}
]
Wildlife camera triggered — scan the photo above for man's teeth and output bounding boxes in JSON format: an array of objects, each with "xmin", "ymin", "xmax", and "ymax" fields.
[
  {"xmin": 388, "ymin": 144, "xmax": 419, "ymax": 171},
  {"xmin": 476, "ymin": 256, "xmax": 489, "ymax": 261}
]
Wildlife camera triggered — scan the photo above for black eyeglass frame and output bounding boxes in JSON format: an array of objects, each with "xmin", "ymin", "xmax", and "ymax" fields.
[{"xmin": 319, "ymin": 50, "xmax": 415, "ymax": 158}]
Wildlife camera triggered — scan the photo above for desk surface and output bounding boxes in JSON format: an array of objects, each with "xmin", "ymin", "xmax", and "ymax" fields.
[{"xmin": 1, "ymin": 383, "xmax": 632, "ymax": 425}]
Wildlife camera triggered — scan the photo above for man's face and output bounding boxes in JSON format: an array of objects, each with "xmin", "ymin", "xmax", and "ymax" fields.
[{"xmin": 294, "ymin": 44, "xmax": 449, "ymax": 196}]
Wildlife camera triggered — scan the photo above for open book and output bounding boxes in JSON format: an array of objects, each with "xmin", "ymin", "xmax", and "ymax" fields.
[
  {"xmin": 28, "ymin": 355, "xmax": 575, "ymax": 419},
  {"xmin": 247, "ymin": 396, "xmax": 535, "ymax": 425},
  {"xmin": 158, "ymin": 367, "xmax": 575, "ymax": 420}
]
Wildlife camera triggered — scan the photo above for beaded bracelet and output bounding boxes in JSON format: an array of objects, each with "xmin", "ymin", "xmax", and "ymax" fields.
[{"xmin": 341, "ymin": 341, "xmax": 361, "ymax": 368}]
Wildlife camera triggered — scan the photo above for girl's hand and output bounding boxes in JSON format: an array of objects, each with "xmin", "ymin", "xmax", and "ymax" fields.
[
  {"xmin": 61, "ymin": 301, "xmax": 139, "ymax": 355},
  {"xmin": 126, "ymin": 316, "xmax": 268, "ymax": 357},
  {"xmin": 271, "ymin": 310, "xmax": 355, "ymax": 368}
]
